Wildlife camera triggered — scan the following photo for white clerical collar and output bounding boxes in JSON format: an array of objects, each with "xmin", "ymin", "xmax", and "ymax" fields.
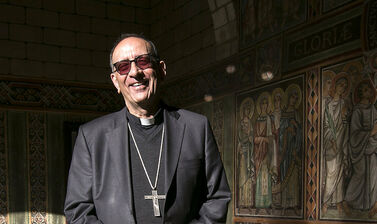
[{"xmin": 140, "ymin": 117, "xmax": 155, "ymax": 126}]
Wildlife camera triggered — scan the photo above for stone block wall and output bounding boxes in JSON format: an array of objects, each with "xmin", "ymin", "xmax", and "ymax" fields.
[
  {"xmin": 0, "ymin": 0, "xmax": 150, "ymax": 84},
  {"xmin": 151, "ymin": 0, "xmax": 238, "ymax": 81}
]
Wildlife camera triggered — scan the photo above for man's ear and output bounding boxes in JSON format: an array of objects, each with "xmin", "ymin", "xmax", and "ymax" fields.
[
  {"xmin": 110, "ymin": 73, "xmax": 120, "ymax": 94},
  {"xmin": 159, "ymin": 60, "xmax": 167, "ymax": 80}
]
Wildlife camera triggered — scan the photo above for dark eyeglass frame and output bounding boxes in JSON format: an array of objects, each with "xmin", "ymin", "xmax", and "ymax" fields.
[{"xmin": 112, "ymin": 54, "xmax": 158, "ymax": 76}]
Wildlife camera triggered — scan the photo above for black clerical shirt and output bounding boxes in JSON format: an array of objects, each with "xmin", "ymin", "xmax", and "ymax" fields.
[{"xmin": 126, "ymin": 109, "xmax": 165, "ymax": 224}]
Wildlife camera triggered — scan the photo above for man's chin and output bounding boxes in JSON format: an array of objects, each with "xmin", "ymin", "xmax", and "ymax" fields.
[{"xmin": 127, "ymin": 97, "xmax": 153, "ymax": 106}]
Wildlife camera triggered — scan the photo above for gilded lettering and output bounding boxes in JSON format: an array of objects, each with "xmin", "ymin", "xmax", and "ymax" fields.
[
  {"xmin": 322, "ymin": 31, "xmax": 332, "ymax": 49},
  {"xmin": 288, "ymin": 15, "xmax": 360, "ymax": 62}
]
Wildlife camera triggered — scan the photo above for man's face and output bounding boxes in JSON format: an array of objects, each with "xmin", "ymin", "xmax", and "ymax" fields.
[{"xmin": 110, "ymin": 37, "xmax": 166, "ymax": 109}]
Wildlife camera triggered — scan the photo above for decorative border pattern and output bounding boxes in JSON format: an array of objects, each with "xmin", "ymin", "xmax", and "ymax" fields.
[
  {"xmin": 27, "ymin": 112, "xmax": 47, "ymax": 224},
  {"xmin": 305, "ymin": 69, "xmax": 319, "ymax": 220},
  {"xmin": 212, "ymin": 99, "xmax": 224, "ymax": 157},
  {"xmin": 0, "ymin": 111, "xmax": 8, "ymax": 224},
  {"xmin": 0, "ymin": 79, "xmax": 123, "ymax": 112}
]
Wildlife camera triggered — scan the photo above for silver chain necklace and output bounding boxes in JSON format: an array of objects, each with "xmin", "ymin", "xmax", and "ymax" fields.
[
  {"xmin": 128, "ymin": 123, "xmax": 166, "ymax": 216},
  {"xmin": 127, "ymin": 123, "xmax": 165, "ymax": 190}
]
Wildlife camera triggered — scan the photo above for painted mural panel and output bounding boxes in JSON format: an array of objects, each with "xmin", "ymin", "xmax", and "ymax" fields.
[
  {"xmin": 320, "ymin": 57, "xmax": 377, "ymax": 221},
  {"xmin": 235, "ymin": 76, "xmax": 304, "ymax": 219},
  {"xmin": 240, "ymin": 0, "xmax": 306, "ymax": 49}
]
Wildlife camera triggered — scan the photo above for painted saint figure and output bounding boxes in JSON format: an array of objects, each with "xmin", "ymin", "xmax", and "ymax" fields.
[
  {"xmin": 322, "ymin": 74, "xmax": 351, "ymax": 215},
  {"xmin": 254, "ymin": 92, "xmax": 277, "ymax": 210},
  {"xmin": 279, "ymin": 84, "xmax": 302, "ymax": 214},
  {"xmin": 272, "ymin": 88, "xmax": 285, "ymax": 181},
  {"xmin": 345, "ymin": 80, "xmax": 377, "ymax": 218},
  {"xmin": 238, "ymin": 98, "xmax": 255, "ymax": 208}
]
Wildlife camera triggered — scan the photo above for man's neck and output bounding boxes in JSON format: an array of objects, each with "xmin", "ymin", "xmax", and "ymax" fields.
[{"xmin": 126, "ymin": 101, "xmax": 160, "ymax": 119}]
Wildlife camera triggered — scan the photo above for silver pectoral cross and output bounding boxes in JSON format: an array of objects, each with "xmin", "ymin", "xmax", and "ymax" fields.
[{"xmin": 144, "ymin": 189, "xmax": 166, "ymax": 216}]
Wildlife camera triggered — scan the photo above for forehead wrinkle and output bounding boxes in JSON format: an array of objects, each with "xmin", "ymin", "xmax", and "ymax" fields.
[{"xmin": 112, "ymin": 38, "xmax": 152, "ymax": 64}]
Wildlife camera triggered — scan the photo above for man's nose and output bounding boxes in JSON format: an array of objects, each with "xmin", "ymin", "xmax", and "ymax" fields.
[{"xmin": 128, "ymin": 61, "xmax": 143, "ymax": 77}]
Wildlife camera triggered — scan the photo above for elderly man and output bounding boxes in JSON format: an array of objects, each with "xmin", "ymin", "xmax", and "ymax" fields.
[{"xmin": 64, "ymin": 33, "xmax": 231, "ymax": 224}]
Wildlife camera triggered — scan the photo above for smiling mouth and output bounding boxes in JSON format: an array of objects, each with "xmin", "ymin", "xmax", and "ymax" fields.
[{"xmin": 130, "ymin": 80, "xmax": 149, "ymax": 88}]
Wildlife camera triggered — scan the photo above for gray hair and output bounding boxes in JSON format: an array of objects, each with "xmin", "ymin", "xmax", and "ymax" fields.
[{"xmin": 109, "ymin": 33, "xmax": 159, "ymax": 72}]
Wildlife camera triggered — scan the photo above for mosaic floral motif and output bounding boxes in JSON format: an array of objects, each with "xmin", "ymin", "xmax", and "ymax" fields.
[
  {"xmin": 0, "ymin": 112, "xmax": 7, "ymax": 224},
  {"xmin": 306, "ymin": 69, "xmax": 319, "ymax": 220},
  {"xmin": 0, "ymin": 80, "xmax": 123, "ymax": 112},
  {"xmin": 28, "ymin": 113, "xmax": 47, "ymax": 224}
]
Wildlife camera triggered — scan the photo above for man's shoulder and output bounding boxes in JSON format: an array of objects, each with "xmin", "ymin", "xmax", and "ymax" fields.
[
  {"xmin": 81, "ymin": 107, "xmax": 126, "ymax": 132},
  {"xmin": 166, "ymin": 106, "xmax": 208, "ymax": 124}
]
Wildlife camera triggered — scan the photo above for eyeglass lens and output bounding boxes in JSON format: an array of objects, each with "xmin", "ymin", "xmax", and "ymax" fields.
[{"xmin": 115, "ymin": 54, "xmax": 152, "ymax": 75}]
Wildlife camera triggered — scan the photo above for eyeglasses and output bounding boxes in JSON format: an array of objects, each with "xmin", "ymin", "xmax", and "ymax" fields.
[{"xmin": 113, "ymin": 54, "xmax": 156, "ymax": 76}]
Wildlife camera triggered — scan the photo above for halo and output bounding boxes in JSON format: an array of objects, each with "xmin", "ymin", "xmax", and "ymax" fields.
[
  {"xmin": 323, "ymin": 70, "xmax": 336, "ymax": 79},
  {"xmin": 329, "ymin": 72, "xmax": 351, "ymax": 98},
  {"xmin": 353, "ymin": 79, "xmax": 377, "ymax": 104},
  {"xmin": 240, "ymin": 97, "xmax": 255, "ymax": 119},
  {"xmin": 256, "ymin": 91, "xmax": 272, "ymax": 115},
  {"xmin": 323, "ymin": 70, "xmax": 336, "ymax": 97},
  {"xmin": 343, "ymin": 61, "xmax": 363, "ymax": 75},
  {"xmin": 284, "ymin": 84, "xmax": 302, "ymax": 109},
  {"xmin": 271, "ymin": 88, "xmax": 284, "ymax": 111}
]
